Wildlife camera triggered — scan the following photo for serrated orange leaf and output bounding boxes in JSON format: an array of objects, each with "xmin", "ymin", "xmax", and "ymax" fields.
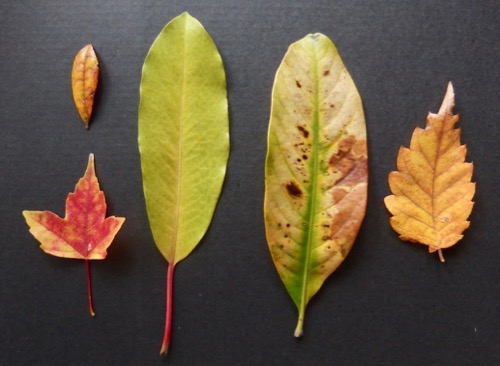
[
  {"xmin": 384, "ymin": 82, "xmax": 475, "ymax": 262},
  {"xmin": 22, "ymin": 154, "xmax": 125, "ymax": 315},
  {"xmin": 71, "ymin": 44, "xmax": 99, "ymax": 129}
]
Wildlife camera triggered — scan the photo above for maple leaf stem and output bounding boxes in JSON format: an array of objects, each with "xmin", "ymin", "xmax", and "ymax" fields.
[
  {"xmin": 85, "ymin": 259, "xmax": 96, "ymax": 317},
  {"xmin": 438, "ymin": 249, "xmax": 445, "ymax": 263},
  {"xmin": 160, "ymin": 262, "xmax": 175, "ymax": 355}
]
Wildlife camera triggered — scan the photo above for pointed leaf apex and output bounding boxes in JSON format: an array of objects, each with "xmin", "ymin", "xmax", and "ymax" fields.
[{"xmin": 438, "ymin": 82, "xmax": 455, "ymax": 116}]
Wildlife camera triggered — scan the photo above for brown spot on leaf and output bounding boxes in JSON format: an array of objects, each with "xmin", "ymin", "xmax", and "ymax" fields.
[
  {"xmin": 296, "ymin": 80, "xmax": 302, "ymax": 88},
  {"xmin": 324, "ymin": 70, "xmax": 330, "ymax": 76},
  {"xmin": 285, "ymin": 181, "xmax": 302, "ymax": 198},
  {"xmin": 297, "ymin": 125, "xmax": 309, "ymax": 138}
]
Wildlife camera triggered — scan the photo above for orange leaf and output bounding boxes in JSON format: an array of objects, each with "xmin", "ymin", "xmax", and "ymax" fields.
[
  {"xmin": 23, "ymin": 154, "xmax": 125, "ymax": 315},
  {"xmin": 71, "ymin": 44, "xmax": 99, "ymax": 129},
  {"xmin": 384, "ymin": 82, "xmax": 475, "ymax": 262}
]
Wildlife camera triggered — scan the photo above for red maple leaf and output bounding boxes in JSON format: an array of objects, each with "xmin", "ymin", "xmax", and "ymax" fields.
[{"xmin": 23, "ymin": 154, "xmax": 125, "ymax": 316}]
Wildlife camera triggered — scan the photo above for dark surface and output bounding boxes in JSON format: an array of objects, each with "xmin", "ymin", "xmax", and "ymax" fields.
[{"xmin": 1, "ymin": 1, "xmax": 499, "ymax": 365}]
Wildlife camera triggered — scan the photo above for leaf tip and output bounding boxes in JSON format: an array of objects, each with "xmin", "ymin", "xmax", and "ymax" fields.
[{"xmin": 438, "ymin": 81, "xmax": 455, "ymax": 116}]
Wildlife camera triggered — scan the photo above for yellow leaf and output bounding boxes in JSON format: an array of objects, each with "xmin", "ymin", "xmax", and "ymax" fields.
[{"xmin": 384, "ymin": 82, "xmax": 475, "ymax": 262}]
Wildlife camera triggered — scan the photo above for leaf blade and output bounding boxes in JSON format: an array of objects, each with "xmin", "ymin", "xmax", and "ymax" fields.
[
  {"xmin": 384, "ymin": 83, "xmax": 475, "ymax": 261},
  {"xmin": 71, "ymin": 44, "xmax": 99, "ymax": 128},
  {"xmin": 138, "ymin": 12, "xmax": 229, "ymax": 265},
  {"xmin": 22, "ymin": 154, "xmax": 125, "ymax": 260},
  {"xmin": 264, "ymin": 34, "xmax": 368, "ymax": 336}
]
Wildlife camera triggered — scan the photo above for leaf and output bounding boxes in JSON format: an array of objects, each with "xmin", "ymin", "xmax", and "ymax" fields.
[
  {"xmin": 71, "ymin": 44, "xmax": 99, "ymax": 129},
  {"xmin": 138, "ymin": 12, "xmax": 228, "ymax": 354},
  {"xmin": 384, "ymin": 82, "xmax": 475, "ymax": 262},
  {"xmin": 22, "ymin": 154, "xmax": 125, "ymax": 315},
  {"xmin": 264, "ymin": 34, "xmax": 368, "ymax": 337}
]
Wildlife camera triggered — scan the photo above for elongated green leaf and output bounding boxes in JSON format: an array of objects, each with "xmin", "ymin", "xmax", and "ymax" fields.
[
  {"xmin": 138, "ymin": 12, "xmax": 228, "ymax": 354},
  {"xmin": 264, "ymin": 34, "xmax": 368, "ymax": 337}
]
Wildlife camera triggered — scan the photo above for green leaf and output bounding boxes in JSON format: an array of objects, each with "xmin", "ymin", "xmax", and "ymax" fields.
[
  {"xmin": 264, "ymin": 34, "xmax": 368, "ymax": 337},
  {"xmin": 138, "ymin": 12, "xmax": 229, "ymax": 354}
]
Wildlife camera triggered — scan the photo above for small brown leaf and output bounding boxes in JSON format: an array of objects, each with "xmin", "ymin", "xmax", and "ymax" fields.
[{"xmin": 71, "ymin": 44, "xmax": 99, "ymax": 129}]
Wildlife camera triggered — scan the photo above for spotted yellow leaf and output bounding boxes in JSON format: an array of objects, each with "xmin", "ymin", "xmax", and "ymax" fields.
[{"xmin": 264, "ymin": 33, "xmax": 368, "ymax": 337}]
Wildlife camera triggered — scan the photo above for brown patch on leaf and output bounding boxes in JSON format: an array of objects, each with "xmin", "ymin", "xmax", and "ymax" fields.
[
  {"xmin": 329, "ymin": 185, "xmax": 366, "ymax": 246},
  {"xmin": 332, "ymin": 188, "xmax": 348, "ymax": 204},
  {"xmin": 325, "ymin": 136, "xmax": 368, "ymax": 251},
  {"xmin": 329, "ymin": 136, "xmax": 368, "ymax": 185}
]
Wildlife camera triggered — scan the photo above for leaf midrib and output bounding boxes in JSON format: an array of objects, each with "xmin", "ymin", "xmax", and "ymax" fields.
[
  {"xmin": 298, "ymin": 43, "xmax": 321, "ymax": 319},
  {"xmin": 430, "ymin": 113, "xmax": 447, "ymax": 245},
  {"xmin": 169, "ymin": 20, "xmax": 188, "ymax": 264}
]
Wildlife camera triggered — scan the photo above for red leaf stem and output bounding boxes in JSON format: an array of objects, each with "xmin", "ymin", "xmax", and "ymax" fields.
[
  {"xmin": 160, "ymin": 262, "xmax": 175, "ymax": 355},
  {"xmin": 85, "ymin": 259, "xmax": 96, "ymax": 317}
]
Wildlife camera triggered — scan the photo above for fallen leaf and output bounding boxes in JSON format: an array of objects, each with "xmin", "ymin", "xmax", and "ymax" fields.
[
  {"xmin": 22, "ymin": 154, "xmax": 125, "ymax": 315},
  {"xmin": 264, "ymin": 34, "xmax": 368, "ymax": 337},
  {"xmin": 384, "ymin": 82, "xmax": 475, "ymax": 262},
  {"xmin": 138, "ymin": 13, "xmax": 229, "ymax": 354},
  {"xmin": 71, "ymin": 44, "xmax": 99, "ymax": 129}
]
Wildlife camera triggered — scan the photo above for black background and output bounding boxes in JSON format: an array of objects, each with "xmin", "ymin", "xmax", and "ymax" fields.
[{"xmin": 1, "ymin": 1, "xmax": 499, "ymax": 365}]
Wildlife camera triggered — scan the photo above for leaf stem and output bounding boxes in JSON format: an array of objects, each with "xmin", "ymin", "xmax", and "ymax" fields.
[
  {"xmin": 85, "ymin": 259, "xmax": 96, "ymax": 317},
  {"xmin": 294, "ymin": 313, "xmax": 305, "ymax": 337},
  {"xmin": 160, "ymin": 262, "xmax": 175, "ymax": 355},
  {"xmin": 438, "ymin": 249, "xmax": 445, "ymax": 263}
]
